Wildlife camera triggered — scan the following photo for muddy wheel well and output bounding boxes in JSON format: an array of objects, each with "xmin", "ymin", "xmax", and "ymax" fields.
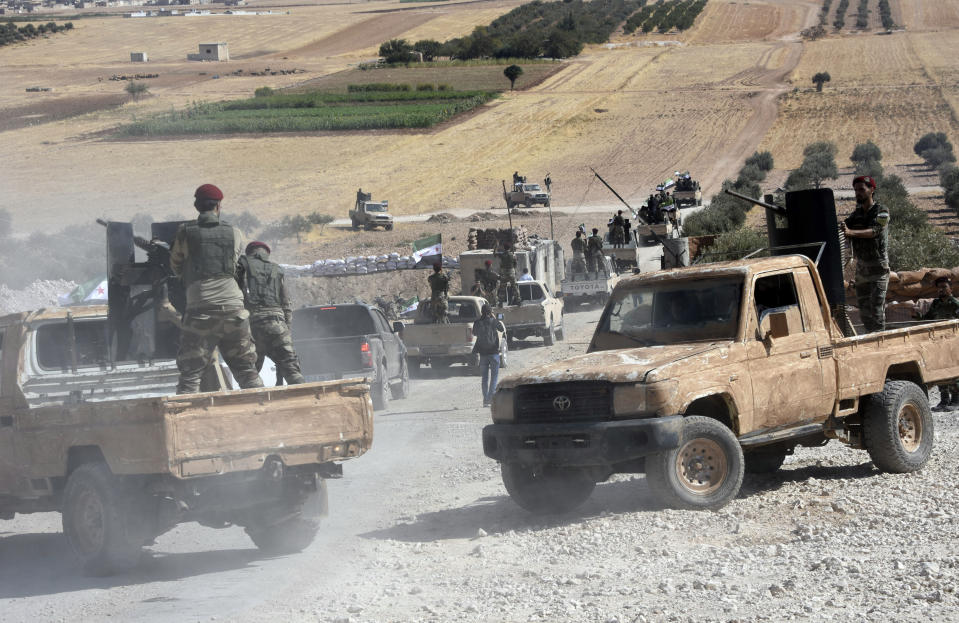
[
  {"xmin": 67, "ymin": 446, "xmax": 107, "ymax": 476},
  {"xmin": 684, "ymin": 395, "xmax": 737, "ymax": 434},
  {"xmin": 886, "ymin": 362, "xmax": 924, "ymax": 390}
]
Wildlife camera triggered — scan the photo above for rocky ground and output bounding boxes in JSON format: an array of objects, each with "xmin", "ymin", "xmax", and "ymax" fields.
[{"xmin": 3, "ymin": 308, "xmax": 957, "ymax": 622}]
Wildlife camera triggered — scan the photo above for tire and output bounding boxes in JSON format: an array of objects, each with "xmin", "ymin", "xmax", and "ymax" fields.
[
  {"xmin": 863, "ymin": 380, "xmax": 934, "ymax": 473},
  {"xmin": 543, "ymin": 320, "xmax": 555, "ymax": 346},
  {"xmin": 501, "ymin": 463, "xmax": 595, "ymax": 515},
  {"xmin": 506, "ymin": 332, "xmax": 515, "ymax": 349},
  {"xmin": 351, "ymin": 219, "xmax": 359, "ymax": 230},
  {"xmin": 62, "ymin": 463, "xmax": 145, "ymax": 575},
  {"xmin": 645, "ymin": 416, "xmax": 744, "ymax": 510},
  {"xmin": 555, "ymin": 322, "xmax": 565, "ymax": 342},
  {"xmin": 385, "ymin": 223, "xmax": 394, "ymax": 231},
  {"xmin": 370, "ymin": 363, "xmax": 389, "ymax": 410},
  {"xmin": 391, "ymin": 358, "xmax": 410, "ymax": 399},
  {"xmin": 245, "ymin": 516, "xmax": 318, "ymax": 555},
  {"xmin": 743, "ymin": 448, "xmax": 788, "ymax": 474}
]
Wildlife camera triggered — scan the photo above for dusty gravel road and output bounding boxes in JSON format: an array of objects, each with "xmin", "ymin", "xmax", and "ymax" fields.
[{"xmin": 2, "ymin": 306, "xmax": 959, "ymax": 623}]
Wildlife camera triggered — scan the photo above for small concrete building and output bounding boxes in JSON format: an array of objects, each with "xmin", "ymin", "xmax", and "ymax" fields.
[
  {"xmin": 130, "ymin": 51, "xmax": 148, "ymax": 62},
  {"xmin": 188, "ymin": 42, "xmax": 229, "ymax": 62}
]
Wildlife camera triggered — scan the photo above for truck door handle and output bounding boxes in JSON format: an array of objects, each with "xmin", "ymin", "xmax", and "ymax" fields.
[{"xmin": 800, "ymin": 351, "xmax": 812, "ymax": 358}]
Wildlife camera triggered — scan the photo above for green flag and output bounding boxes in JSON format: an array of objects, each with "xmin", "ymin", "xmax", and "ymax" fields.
[{"xmin": 411, "ymin": 234, "xmax": 442, "ymax": 268}]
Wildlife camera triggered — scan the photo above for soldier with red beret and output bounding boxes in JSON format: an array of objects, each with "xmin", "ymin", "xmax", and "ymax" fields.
[
  {"xmin": 840, "ymin": 175, "xmax": 890, "ymax": 332},
  {"xmin": 169, "ymin": 184, "xmax": 264, "ymax": 394}
]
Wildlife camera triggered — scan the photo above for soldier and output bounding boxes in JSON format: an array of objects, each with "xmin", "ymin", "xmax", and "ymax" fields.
[
  {"xmin": 611, "ymin": 210, "xmax": 626, "ymax": 248},
  {"xmin": 169, "ymin": 184, "xmax": 264, "ymax": 394},
  {"xmin": 921, "ymin": 276, "xmax": 959, "ymax": 409},
  {"xmin": 840, "ymin": 175, "xmax": 890, "ymax": 332},
  {"xmin": 497, "ymin": 242, "xmax": 521, "ymax": 306},
  {"xmin": 472, "ymin": 303, "xmax": 507, "ymax": 407},
  {"xmin": 586, "ymin": 228, "xmax": 605, "ymax": 274},
  {"xmin": 428, "ymin": 261, "xmax": 450, "ymax": 323},
  {"xmin": 470, "ymin": 268, "xmax": 488, "ymax": 301},
  {"xmin": 240, "ymin": 241, "xmax": 305, "ymax": 386},
  {"xmin": 570, "ymin": 230, "xmax": 587, "ymax": 274},
  {"xmin": 544, "ymin": 172, "xmax": 552, "ymax": 193},
  {"xmin": 479, "ymin": 260, "xmax": 500, "ymax": 307}
]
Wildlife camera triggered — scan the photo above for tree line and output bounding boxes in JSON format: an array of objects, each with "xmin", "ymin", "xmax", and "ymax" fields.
[
  {"xmin": 623, "ymin": 0, "xmax": 708, "ymax": 35},
  {"xmin": 1, "ymin": 21, "xmax": 73, "ymax": 47}
]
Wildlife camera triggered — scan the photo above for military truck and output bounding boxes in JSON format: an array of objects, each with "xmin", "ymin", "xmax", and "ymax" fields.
[
  {"xmin": 560, "ymin": 255, "xmax": 620, "ymax": 306},
  {"xmin": 505, "ymin": 182, "xmax": 551, "ymax": 210},
  {"xmin": 349, "ymin": 189, "xmax": 394, "ymax": 230},
  {"xmin": 398, "ymin": 295, "xmax": 508, "ymax": 374},
  {"xmin": 0, "ymin": 305, "xmax": 373, "ymax": 575},
  {"xmin": 672, "ymin": 172, "xmax": 702, "ymax": 207},
  {"xmin": 482, "ymin": 188, "xmax": 943, "ymax": 514}
]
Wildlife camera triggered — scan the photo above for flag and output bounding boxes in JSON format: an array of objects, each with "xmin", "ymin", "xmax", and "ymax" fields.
[
  {"xmin": 400, "ymin": 296, "xmax": 419, "ymax": 316},
  {"xmin": 59, "ymin": 276, "xmax": 108, "ymax": 306},
  {"xmin": 411, "ymin": 233, "xmax": 442, "ymax": 268}
]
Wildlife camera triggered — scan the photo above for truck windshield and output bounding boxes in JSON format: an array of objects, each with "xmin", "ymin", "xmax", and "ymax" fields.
[
  {"xmin": 595, "ymin": 277, "xmax": 743, "ymax": 347},
  {"xmin": 365, "ymin": 204, "xmax": 386, "ymax": 212},
  {"xmin": 522, "ymin": 184, "xmax": 542, "ymax": 192}
]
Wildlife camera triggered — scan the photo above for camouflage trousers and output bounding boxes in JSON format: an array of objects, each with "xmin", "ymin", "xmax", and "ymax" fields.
[
  {"xmin": 855, "ymin": 272, "xmax": 889, "ymax": 333},
  {"xmin": 431, "ymin": 294, "xmax": 450, "ymax": 324},
  {"xmin": 500, "ymin": 270, "xmax": 520, "ymax": 306},
  {"xmin": 571, "ymin": 253, "xmax": 586, "ymax": 274},
  {"xmin": 176, "ymin": 308, "xmax": 264, "ymax": 394},
  {"xmin": 250, "ymin": 311, "xmax": 305, "ymax": 386},
  {"xmin": 611, "ymin": 226, "xmax": 625, "ymax": 246}
]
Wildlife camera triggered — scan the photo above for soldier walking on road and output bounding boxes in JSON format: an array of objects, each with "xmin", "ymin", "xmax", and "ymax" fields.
[
  {"xmin": 240, "ymin": 241, "xmax": 305, "ymax": 386},
  {"xmin": 920, "ymin": 276, "xmax": 959, "ymax": 409},
  {"xmin": 170, "ymin": 184, "xmax": 264, "ymax": 394},
  {"xmin": 586, "ymin": 228, "xmax": 605, "ymax": 274},
  {"xmin": 570, "ymin": 230, "xmax": 587, "ymax": 274},
  {"xmin": 428, "ymin": 262, "xmax": 451, "ymax": 323},
  {"xmin": 497, "ymin": 242, "xmax": 521, "ymax": 306},
  {"xmin": 479, "ymin": 260, "xmax": 500, "ymax": 307},
  {"xmin": 840, "ymin": 175, "xmax": 890, "ymax": 333}
]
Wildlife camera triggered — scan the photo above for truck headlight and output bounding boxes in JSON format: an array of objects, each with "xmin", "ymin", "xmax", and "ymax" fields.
[
  {"xmin": 492, "ymin": 389, "xmax": 514, "ymax": 422},
  {"xmin": 612, "ymin": 384, "xmax": 646, "ymax": 417}
]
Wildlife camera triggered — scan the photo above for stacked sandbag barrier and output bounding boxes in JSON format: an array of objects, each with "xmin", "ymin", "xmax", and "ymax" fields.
[
  {"xmin": 280, "ymin": 254, "xmax": 459, "ymax": 278},
  {"xmin": 466, "ymin": 226, "xmax": 530, "ymax": 250}
]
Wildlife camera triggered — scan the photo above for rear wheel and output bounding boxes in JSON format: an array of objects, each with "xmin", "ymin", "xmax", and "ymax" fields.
[
  {"xmin": 62, "ymin": 463, "xmax": 145, "ymax": 575},
  {"xmin": 863, "ymin": 380, "xmax": 934, "ymax": 473},
  {"xmin": 501, "ymin": 463, "xmax": 595, "ymax": 515},
  {"xmin": 543, "ymin": 320, "xmax": 555, "ymax": 346},
  {"xmin": 370, "ymin": 363, "xmax": 389, "ymax": 410},
  {"xmin": 351, "ymin": 218, "xmax": 359, "ymax": 230},
  {"xmin": 646, "ymin": 416, "xmax": 744, "ymax": 510},
  {"xmin": 246, "ymin": 517, "xmax": 318, "ymax": 555},
  {"xmin": 391, "ymin": 359, "xmax": 410, "ymax": 399}
]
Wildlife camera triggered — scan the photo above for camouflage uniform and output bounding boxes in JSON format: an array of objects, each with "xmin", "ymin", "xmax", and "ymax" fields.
[
  {"xmin": 240, "ymin": 247, "xmax": 305, "ymax": 385},
  {"xmin": 570, "ymin": 236, "xmax": 587, "ymax": 273},
  {"xmin": 170, "ymin": 211, "xmax": 263, "ymax": 394},
  {"xmin": 923, "ymin": 294, "xmax": 959, "ymax": 405},
  {"xmin": 611, "ymin": 214, "xmax": 626, "ymax": 247},
  {"xmin": 845, "ymin": 202, "xmax": 890, "ymax": 333},
  {"xmin": 428, "ymin": 270, "xmax": 451, "ymax": 323},
  {"xmin": 586, "ymin": 233, "xmax": 605, "ymax": 273},
  {"xmin": 497, "ymin": 249, "xmax": 521, "ymax": 306},
  {"xmin": 479, "ymin": 266, "xmax": 500, "ymax": 308}
]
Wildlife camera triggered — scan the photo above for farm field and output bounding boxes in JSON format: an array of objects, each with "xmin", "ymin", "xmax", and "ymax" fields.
[{"xmin": 0, "ymin": 0, "xmax": 956, "ymax": 236}]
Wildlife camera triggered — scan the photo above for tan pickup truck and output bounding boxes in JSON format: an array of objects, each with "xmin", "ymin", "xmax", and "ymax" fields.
[
  {"xmin": 483, "ymin": 255, "xmax": 949, "ymax": 513},
  {"xmin": 399, "ymin": 295, "xmax": 507, "ymax": 373},
  {"xmin": 0, "ymin": 306, "xmax": 373, "ymax": 574}
]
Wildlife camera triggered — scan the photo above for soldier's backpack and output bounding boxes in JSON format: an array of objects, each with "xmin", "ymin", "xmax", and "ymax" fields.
[{"xmin": 473, "ymin": 318, "xmax": 502, "ymax": 355}]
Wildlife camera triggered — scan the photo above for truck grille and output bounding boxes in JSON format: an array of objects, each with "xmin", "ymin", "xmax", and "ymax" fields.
[{"xmin": 514, "ymin": 382, "xmax": 612, "ymax": 422}]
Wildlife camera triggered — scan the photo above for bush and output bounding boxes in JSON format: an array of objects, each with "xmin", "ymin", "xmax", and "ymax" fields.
[
  {"xmin": 698, "ymin": 226, "xmax": 768, "ymax": 264},
  {"xmin": 254, "ymin": 86, "xmax": 274, "ymax": 98},
  {"xmin": 940, "ymin": 165, "xmax": 959, "ymax": 213},
  {"xmin": 307, "ymin": 212, "xmax": 335, "ymax": 233},
  {"xmin": 744, "ymin": 150, "xmax": 774, "ymax": 172},
  {"xmin": 379, "ymin": 39, "xmax": 415, "ymax": 64},
  {"xmin": 415, "ymin": 83, "xmax": 434, "ymax": 91},
  {"xmin": 914, "ymin": 132, "xmax": 956, "ymax": 168}
]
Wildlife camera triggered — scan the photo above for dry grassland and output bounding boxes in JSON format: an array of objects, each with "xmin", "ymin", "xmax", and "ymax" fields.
[
  {"xmin": 686, "ymin": 0, "xmax": 799, "ymax": 43},
  {"xmin": 896, "ymin": 0, "xmax": 959, "ymax": 31},
  {"xmin": 760, "ymin": 30, "xmax": 959, "ymax": 168}
]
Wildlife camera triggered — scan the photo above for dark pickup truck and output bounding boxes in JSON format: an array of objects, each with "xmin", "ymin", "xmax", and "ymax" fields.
[{"xmin": 292, "ymin": 304, "xmax": 410, "ymax": 410}]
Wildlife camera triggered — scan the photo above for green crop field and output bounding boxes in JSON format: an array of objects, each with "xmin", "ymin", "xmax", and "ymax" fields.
[{"xmin": 117, "ymin": 89, "xmax": 497, "ymax": 136}]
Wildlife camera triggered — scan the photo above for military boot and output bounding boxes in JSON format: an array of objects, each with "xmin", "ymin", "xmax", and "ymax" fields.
[
  {"xmin": 949, "ymin": 386, "xmax": 959, "ymax": 409},
  {"xmin": 935, "ymin": 387, "xmax": 952, "ymax": 410}
]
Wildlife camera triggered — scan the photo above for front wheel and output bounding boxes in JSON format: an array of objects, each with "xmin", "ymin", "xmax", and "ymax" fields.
[
  {"xmin": 645, "ymin": 416, "xmax": 744, "ymax": 510},
  {"xmin": 501, "ymin": 463, "xmax": 595, "ymax": 515},
  {"xmin": 62, "ymin": 463, "xmax": 146, "ymax": 575},
  {"xmin": 385, "ymin": 223, "xmax": 394, "ymax": 231},
  {"xmin": 863, "ymin": 380, "xmax": 934, "ymax": 473}
]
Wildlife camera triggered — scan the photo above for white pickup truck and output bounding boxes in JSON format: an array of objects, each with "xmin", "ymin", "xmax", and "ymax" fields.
[
  {"xmin": 561, "ymin": 256, "xmax": 620, "ymax": 306},
  {"xmin": 501, "ymin": 280, "xmax": 565, "ymax": 347}
]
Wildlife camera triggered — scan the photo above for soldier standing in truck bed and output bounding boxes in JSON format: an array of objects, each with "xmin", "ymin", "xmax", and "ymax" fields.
[
  {"xmin": 479, "ymin": 260, "xmax": 500, "ymax": 307},
  {"xmin": 428, "ymin": 261, "xmax": 450, "ymax": 323},
  {"xmin": 497, "ymin": 242, "xmax": 521, "ymax": 306},
  {"xmin": 921, "ymin": 276, "xmax": 959, "ymax": 409},
  {"xmin": 170, "ymin": 184, "xmax": 264, "ymax": 394},
  {"xmin": 840, "ymin": 175, "xmax": 890, "ymax": 333},
  {"xmin": 611, "ymin": 210, "xmax": 626, "ymax": 248},
  {"xmin": 570, "ymin": 230, "xmax": 587, "ymax": 274},
  {"xmin": 586, "ymin": 228, "xmax": 604, "ymax": 274},
  {"xmin": 240, "ymin": 241, "xmax": 305, "ymax": 386}
]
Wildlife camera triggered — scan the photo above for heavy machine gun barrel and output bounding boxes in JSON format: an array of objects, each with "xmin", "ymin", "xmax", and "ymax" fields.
[
  {"xmin": 722, "ymin": 189, "xmax": 787, "ymax": 215},
  {"xmin": 96, "ymin": 218, "xmax": 170, "ymax": 253}
]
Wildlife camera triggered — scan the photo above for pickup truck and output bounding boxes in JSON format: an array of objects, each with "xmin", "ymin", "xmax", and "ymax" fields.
[
  {"xmin": 349, "ymin": 190, "xmax": 394, "ymax": 231},
  {"xmin": 0, "ymin": 306, "xmax": 373, "ymax": 574},
  {"xmin": 506, "ymin": 182, "xmax": 551, "ymax": 210},
  {"xmin": 560, "ymin": 256, "xmax": 619, "ymax": 306},
  {"xmin": 399, "ymin": 295, "xmax": 507, "ymax": 373},
  {"xmin": 291, "ymin": 303, "xmax": 409, "ymax": 410},
  {"xmin": 501, "ymin": 280, "xmax": 565, "ymax": 347},
  {"xmin": 483, "ymin": 255, "xmax": 948, "ymax": 513}
]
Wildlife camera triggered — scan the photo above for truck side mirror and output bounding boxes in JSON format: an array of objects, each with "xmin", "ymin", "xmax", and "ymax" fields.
[
  {"xmin": 767, "ymin": 311, "xmax": 789, "ymax": 340},
  {"xmin": 392, "ymin": 321, "xmax": 404, "ymax": 333}
]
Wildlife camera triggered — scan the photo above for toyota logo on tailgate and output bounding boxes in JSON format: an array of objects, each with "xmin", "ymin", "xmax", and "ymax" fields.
[{"xmin": 552, "ymin": 395, "xmax": 572, "ymax": 412}]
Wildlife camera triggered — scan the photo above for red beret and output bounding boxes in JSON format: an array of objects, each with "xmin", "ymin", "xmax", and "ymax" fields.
[
  {"xmin": 852, "ymin": 175, "xmax": 877, "ymax": 189},
  {"xmin": 245, "ymin": 241, "xmax": 271, "ymax": 255},
  {"xmin": 485, "ymin": 260, "xmax": 493, "ymax": 266},
  {"xmin": 194, "ymin": 183, "xmax": 224, "ymax": 201}
]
